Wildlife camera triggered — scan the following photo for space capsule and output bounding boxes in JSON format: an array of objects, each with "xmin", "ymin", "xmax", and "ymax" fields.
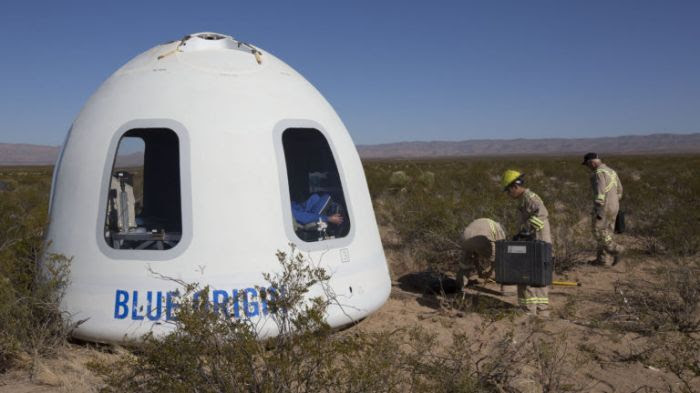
[{"xmin": 46, "ymin": 32, "xmax": 390, "ymax": 343}]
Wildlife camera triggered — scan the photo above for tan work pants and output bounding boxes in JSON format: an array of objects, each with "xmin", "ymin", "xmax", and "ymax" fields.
[
  {"xmin": 517, "ymin": 284, "xmax": 549, "ymax": 317},
  {"xmin": 592, "ymin": 207, "xmax": 622, "ymax": 265}
]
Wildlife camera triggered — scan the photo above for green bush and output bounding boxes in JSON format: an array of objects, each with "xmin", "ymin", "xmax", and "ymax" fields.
[{"xmin": 0, "ymin": 167, "xmax": 72, "ymax": 371}]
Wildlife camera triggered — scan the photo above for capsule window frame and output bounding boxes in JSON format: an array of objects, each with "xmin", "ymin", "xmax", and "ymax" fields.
[
  {"xmin": 96, "ymin": 119, "xmax": 192, "ymax": 261},
  {"xmin": 273, "ymin": 120, "xmax": 356, "ymax": 250}
]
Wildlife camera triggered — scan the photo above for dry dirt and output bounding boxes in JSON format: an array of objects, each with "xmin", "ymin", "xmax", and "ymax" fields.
[{"xmin": 2, "ymin": 248, "xmax": 698, "ymax": 392}]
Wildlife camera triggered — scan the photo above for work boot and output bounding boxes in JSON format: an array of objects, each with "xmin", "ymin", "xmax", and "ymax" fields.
[
  {"xmin": 589, "ymin": 249, "xmax": 606, "ymax": 266},
  {"xmin": 610, "ymin": 245, "xmax": 625, "ymax": 266},
  {"xmin": 521, "ymin": 307, "xmax": 537, "ymax": 317},
  {"xmin": 597, "ymin": 250, "xmax": 614, "ymax": 266}
]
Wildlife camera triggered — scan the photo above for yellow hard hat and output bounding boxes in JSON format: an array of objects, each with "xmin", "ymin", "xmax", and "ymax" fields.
[{"xmin": 501, "ymin": 169, "xmax": 523, "ymax": 190}]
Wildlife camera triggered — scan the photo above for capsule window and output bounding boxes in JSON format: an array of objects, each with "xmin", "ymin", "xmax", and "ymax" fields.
[
  {"xmin": 282, "ymin": 128, "xmax": 350, "ymax": 242},
  {"xmin": 104, "ymin": 128, "xmax": 182, "ymax": 250}
]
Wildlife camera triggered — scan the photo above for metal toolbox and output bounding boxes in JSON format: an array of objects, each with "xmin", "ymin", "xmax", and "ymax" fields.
[{"xmin": 494, "ymin": 240, "xmax": 553, "ymax": 286}]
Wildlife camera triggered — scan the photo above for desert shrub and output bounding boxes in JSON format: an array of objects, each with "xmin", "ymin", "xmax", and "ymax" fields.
[
  {"xmin": 0, "ymin": 167, "xmax": 72, "ymax": 371},
  {"xmin": 364, "ymin": 155, "xmax": 699, "ymax": 282},
  {"xmin": 530, "ymin": 333, "xmax": 588, "ymax": 393},
  {"xmin": 655, "ymin": 334, "xmax": 700, "ymax": 393},
  {"xmin": 619, "ymin": 155, "xmax": 700, "ymax": 256},
  {"xmin": 365, "ymin": 159, "xmax": 514, "ymax": 276},
  {"xmin": 475, "ymin": 327, "xmax": 587, "ymax": 393},
  {"xmin": 94, "ymin": 246, "xmax": 339, "ymax": 392},
  {"xmin": 96, "ymin": 245, "xmax": 557, "ymax": 393},
  {"xmin": 606, "ymin": 258, "xmax": 700, "ymax": 334},
  {"xmin": 363, "ymin": 157, "xmax": 592, "ymax": 277},
  {"xmin": 550, "ymin": 210, "xmax": 592, "ymax": 274},
  {"xmin": 388, "ymin": 170, "xmax": 411, "ymax": 188},
  {"xmin": 602, "ymin": 333, "xmax": 700, "ymax": 392}
]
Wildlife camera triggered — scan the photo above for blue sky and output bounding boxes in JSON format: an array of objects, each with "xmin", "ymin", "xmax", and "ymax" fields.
[{"xmin": 1, "ymin": 0, "xmax": 698, "ymax": 145}]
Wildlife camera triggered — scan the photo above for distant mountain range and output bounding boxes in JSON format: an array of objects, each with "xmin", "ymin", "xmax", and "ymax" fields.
[
  {"xmin": 1, "ymin": 133, "xmax": 699, "ymax": 165},
  {"xmin": 0, "ymin": 144, "xmax": 60, "ymax": 166},
  {"xmin": 357, "ymin": 133, "xmax": 700, "ymax": 159},
  {"xmin": 0, "ymin": 144, "xmax": 145, "ymax": 167}
]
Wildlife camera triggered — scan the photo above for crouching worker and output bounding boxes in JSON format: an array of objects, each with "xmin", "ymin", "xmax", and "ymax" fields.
[
  {"xmin": 502, "ymin": 170, "xmax": 552, "ymax": 318},
  {"xmin": 457, "ymin": 218, "xmax": 517, "ymax": 296}
]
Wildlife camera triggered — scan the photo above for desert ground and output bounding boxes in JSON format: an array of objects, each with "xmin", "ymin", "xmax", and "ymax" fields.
[{"xmin": 1, "ymin": 156, "xmax": 698, "ymax": 392}]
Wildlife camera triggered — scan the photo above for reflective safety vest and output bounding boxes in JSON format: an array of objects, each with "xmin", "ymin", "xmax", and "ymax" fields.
[
  {"xmin": 592, "ymin": 165, "xmax": 622, "ymax": 205},
  {"xmin": 520, "ymin": 189, "xmax": 548, "ymax": 232},
  {"xmin": 487, "ymin": 218, "xmax": 503, "ymax": 240},
  {"xmin": 463, "ymin": 218, "xmax": 505, "ymax": 243}
]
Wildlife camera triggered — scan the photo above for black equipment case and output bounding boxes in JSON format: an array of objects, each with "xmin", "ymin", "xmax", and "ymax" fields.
[
  {"xmin": 614, "ymin": 210, "xmax": 625, "ymax": 234},
  {"xmin": 494, "ymin": 240, "xmax": 553, "ymax": 286}
]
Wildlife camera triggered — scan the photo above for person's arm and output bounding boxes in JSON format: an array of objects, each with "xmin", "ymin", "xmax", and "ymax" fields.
[
  {"xmin": 617, "ymin": 173, "xmax": 623, "ymax": 201},
  {"xmin": 526, "ymin": 196, "xmax": 546, "ymax": 233},
  {"xmin": 595, "ymin": 171, "xmax": 608, "ymax": 218},
  {"xmin": 291, "ymin": 202, "xmax": 324, "ymax": 224},
  {"xmin": 327, "ymin": 214, "xmax": 343, "ymax": 225}
]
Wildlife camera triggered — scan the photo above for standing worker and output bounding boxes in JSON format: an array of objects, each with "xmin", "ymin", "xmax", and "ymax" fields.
[
  {"xmin": 582, "ymin": 152, "xmax": 624, "ymax": 266},
  {"xmin": 457, "ymin": 218, "xmax": 517, "ymax": 296},
  {"xmin": 501, "ymin": 170, "xmax": 552, "ymax": 318}
]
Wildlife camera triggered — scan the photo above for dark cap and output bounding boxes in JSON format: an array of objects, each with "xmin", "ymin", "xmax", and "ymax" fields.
[{"xmin": 581, "ymin": 152, "xmax": 598, "ymax": 165}]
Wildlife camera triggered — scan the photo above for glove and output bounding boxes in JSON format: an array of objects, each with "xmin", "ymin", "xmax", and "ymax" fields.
[
  {"xmin": 594, "ymin": 204, "xmax": 604, "ymax": 220},
  {"xmin": 513, "ymin": 230, "xmax": 534, "ymax": 241}
]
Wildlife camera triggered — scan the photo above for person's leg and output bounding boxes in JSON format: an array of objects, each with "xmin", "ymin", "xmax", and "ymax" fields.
[
  {"xmin": 603, "ymin": 208, "xmax": 624, "ymax": 265},
  {"xmin": 533, "ymin": 286, "xmax": 549, "ymax": 318},
  {"xmin": 593, "ymin": 213, "xmax": 612, "ymax": 265},
  {"xmin": 455, "ymin": 268, "xmax": 466, "ymax": 292},
  {"xmin": 595, "ymin": 248, "xmax": 605, "ymax": 264},
  {"xmin": 518, "ymin": 285, "xmax": 536, "ymax": 315},
  {"xmin": 457, "ymin": 250, "xmax": 478, "ymax": 290},
  {"xmin": 598, "ymin": 221, "xmax": 618, "ymax": 266},
  {"xmin": 600, "ymin": 232, "xmax": 616, "ymax": 265}
]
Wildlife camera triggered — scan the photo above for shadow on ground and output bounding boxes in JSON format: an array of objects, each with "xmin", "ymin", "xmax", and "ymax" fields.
[
  {"xmin": 397, "ymin": 271, "xmax": 459, "ymax": 295},
  {"xmin": 396, "ymin": 271, "xmax": 518, "ymax": 317}
]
